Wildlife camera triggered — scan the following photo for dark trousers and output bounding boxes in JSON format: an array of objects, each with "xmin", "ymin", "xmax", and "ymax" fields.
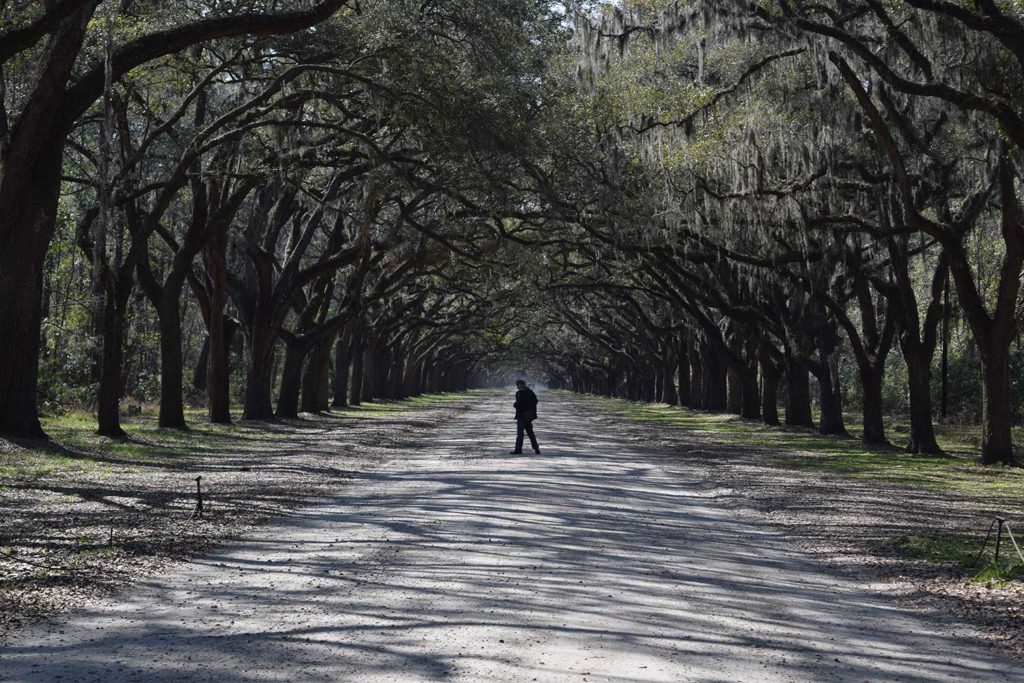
[{"xmin": 515, "ymin": 418, "xmax": 539, "ymax": 452}]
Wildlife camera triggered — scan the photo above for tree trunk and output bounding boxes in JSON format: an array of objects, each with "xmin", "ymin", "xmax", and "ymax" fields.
[
  {"xmin": 301, "ymin": 337, "xmax": 332, "ymax": 413},
  {"xmin": 317, "ymin": 349, "xmax": 332, "ymax": 408},
  {"xmin": 702, "ymin": 343, "xmax": 727, "ymax": 411},
  {"xmin": 96, "ymin": 283, "xmax": 130, "ymax": 438},
  {"xmin": 689, "ymin": 345, "xmax": 704, "ymax": 409},
  {"xmin": 349, "ymin": 335, "xmax": 365, "ymax": 406},
  {"xmin": 816, "ymin": 358, "xmax": 846, "ymax": 436},
  {"xmin": 432, "ymin": 362, "xmax": 445, "ymax": 393},
  {"xmin": 206, "ymin": 226, "xmax": 233, "ymax": 424},
  {"xmin": 677, "ymin": 341, "xmax": 691, "ymax": 407},
  {"xmin": 194, "ymin": 337, "xmax": 210, "ymax": 393},
  {"xmin": 419, "ymin": 358, "xmax": 433, "ymax": 395},
  {"xmin": 859, "ymin": 367, "xmax": 887, "ymax": 446},
  {"xmin": 784, "ymin": 355, "xmax": 814, "ymax": 428},
  {"xmin": 390, "ymin": 350, "xmax": 407, "ymax": 400},
  {"xmin": 0, "ymin": 9, "xmax": 96, "ymax": 439},
  {"xmin": 727, "ymin": 359, "xmax": 743, "ymax": 416},
  {"xmin": 374, "ymin": 346, "xmax": 390, "ymax": 399},
  {"xmin": 243, "ymin": 325, "xmax": 276, "ymax": 420},
  {"xmin": 661, "ymin": 353, "xmax": 678, "ymax": 405},
  {"xmin": 903, "ymin": 351, "xmax": 941, "ymax": 454},
  {"xmin": 0, "ymin": 234, "xmax": 49, "ymax": 437},
  {"xmin": 940, "ymin": 272, "xmax": 951, "ymax": 419},
  {"xmin": 760, "ymin": 355, "xmax": 781, "ymax": 427},
  {"xmin": 980, "ymin": 345, "xmax": 1014, "ymax": 465},
  {"xmin": 332, "ymin": 334, "xmax": 352, "ymax": 407},
  {"xmin": 405, "ymin": 359, "xmax": 422, "ymax": 397},
  {"xmin": 275, "ymin": 347, "xmax": 302, "ymax": 418},
  {"xmin": 276, "ymin": 341, "xmax": 308, "ymax": 418},
  {"xmin": 434, "ymin": 360, "xmax": 446, "ymax": 393},
  {"xmin": 740, "ymin": 361, "xmax": 760, "ymax": 420},
  {"xmin": 157, "ymin": 297, "xmax": 187, "ymax": 429},
  {"xmin": 943, "ymin": 155, "xmax": 1022, "ymax": 463},
  {"xmin": 361, "ymin": 343, "xmax": 377, "ymax": 403},
  {"xmin": 206, "ymin": 318, "xmax": 235, "ymax": 425}
]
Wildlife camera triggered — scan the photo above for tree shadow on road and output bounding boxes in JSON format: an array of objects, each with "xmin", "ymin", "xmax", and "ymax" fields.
[{"xmin": 3, "ymin": 398, "xmax": 1018, "ymax": 681}]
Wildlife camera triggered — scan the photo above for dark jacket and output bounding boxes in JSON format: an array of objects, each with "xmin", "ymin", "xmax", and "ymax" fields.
[{"xmin": 514, "ymin": 387, "xmax": 539, "ymax": 421}]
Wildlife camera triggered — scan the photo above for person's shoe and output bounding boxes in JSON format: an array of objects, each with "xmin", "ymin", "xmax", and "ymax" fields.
[
  {"xmin": 534, "ymin": 449, "xmax": 541, "ymax": 454},
  {"xmin": 509, "ymin": 450, "xmax": 523, "ymax": 454}
]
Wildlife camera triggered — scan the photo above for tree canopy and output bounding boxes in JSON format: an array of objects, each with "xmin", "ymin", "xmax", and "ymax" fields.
[{"xmin": 1, "ymin": 0, "xmax": 1022, "ymax": 465}]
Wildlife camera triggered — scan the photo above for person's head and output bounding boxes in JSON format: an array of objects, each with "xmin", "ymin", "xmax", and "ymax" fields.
[{"xmin": 515, "ymin": 379, "xmax": 526, "ymax": 389}]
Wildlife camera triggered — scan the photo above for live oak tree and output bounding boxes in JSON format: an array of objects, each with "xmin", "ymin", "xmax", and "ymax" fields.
[{"xmin": 0, "ymin": 0, "xmax": 351, "ymax": 437}]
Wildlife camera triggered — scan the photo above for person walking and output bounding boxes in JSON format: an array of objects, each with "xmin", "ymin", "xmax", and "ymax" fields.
[{"xmin": 511, "ymin": 379, "xmax": 541, "ymax": 454}]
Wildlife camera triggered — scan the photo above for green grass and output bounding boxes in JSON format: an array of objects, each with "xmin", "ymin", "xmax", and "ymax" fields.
[
  {"xmin": 971, "ymin": 561, "xmax": 1024, "ymax": 586},
  {"xmin": 570, "ymin": 392, "xmax": 1024, "ymax": 498},
  {"xmin": 0, "ymin": 389, "xmax": 489, "ymax": 606},
  {"xmin": 889, "ymin": 531, "xmax": 1024, "ymax": 584},
  {"xmin": 890, "ymin": 532, "xmax": 986, "ymax": 567},
  {"xmin": 2, "ymin": 390, "xmax": 486, "ymax": 479},
  {"xmin": 336, "ymin": 389, "xmax": 490, "ymax": 418},
  {"xmin": 570, "ymin": 390, "xmax": 1024, "ymax": 583}
]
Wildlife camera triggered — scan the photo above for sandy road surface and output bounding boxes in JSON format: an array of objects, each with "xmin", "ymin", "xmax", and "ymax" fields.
[{"xmin": 2, "ymin": 392, "xmax": 1021, "ymax": 682}]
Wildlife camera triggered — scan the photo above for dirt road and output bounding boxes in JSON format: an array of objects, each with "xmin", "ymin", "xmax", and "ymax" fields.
[{"xmin": 2, "ymin": 393, "xmax": 1020, "ymax": 682}]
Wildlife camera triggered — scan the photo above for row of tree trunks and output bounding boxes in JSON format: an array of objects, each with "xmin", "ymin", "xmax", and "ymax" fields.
[
  {"xmin": 187, "ymin": 315, "xmax": 479, "ymax": 421},
  {"xmin": 0, "ymin": 2, "xmax": 354, "ymax": 440},
  {"xmin": 568, "ymin": 327, "xmax": 850, "ymax": 437}
]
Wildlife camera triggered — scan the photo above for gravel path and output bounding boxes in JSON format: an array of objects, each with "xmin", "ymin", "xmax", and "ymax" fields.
[{"xmin": 2, "ymin": 393, "xmax": 1021, "ymax": 682}]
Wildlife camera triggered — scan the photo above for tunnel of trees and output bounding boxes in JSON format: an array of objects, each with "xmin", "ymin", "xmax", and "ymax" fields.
[{"xmin": 0, "ymin": 0, "xmax": 1022, "ymax": 465}]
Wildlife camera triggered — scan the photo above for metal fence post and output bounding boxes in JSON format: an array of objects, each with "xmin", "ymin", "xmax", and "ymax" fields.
[
  {"xmin": 995, "ymin": 517, "xmax": 1005, "ymax": 564},
  {"xmin": 196, "ymin": 476, "xmax": 204, "ymax": 518}
]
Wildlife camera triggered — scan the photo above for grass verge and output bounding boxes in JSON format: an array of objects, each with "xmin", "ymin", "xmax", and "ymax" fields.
[
  {"xmin": 572, "ymin": 393, "xmax": 1024, "ymax": 496},
  {"xmin": 569, "ymin": 391, "xmax": 1024, "ymax": 583}
]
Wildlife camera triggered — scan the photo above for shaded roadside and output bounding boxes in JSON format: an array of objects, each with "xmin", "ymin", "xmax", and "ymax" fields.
[
  {"xmin": 572, "ymin": 391, "xmax": 1024, "ymax": 659},
  {"xmin": 0, "ymin": 392, "xmax": 486, "ymax": 634}
]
